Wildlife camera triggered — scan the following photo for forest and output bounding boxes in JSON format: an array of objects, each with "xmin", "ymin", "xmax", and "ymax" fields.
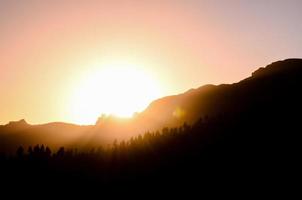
[
  {"xmin": 1, "ymin": 59, "xmax": 301, "ymax": 192},
  {"xmin": 0, "ymin": 108, "xmax": 298, "ymax": 190}
]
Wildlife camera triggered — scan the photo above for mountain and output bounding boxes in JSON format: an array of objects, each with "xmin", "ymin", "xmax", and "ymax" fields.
[
  {"xmin": 4, "ymin": 119, "xmax": 29, "ymax": 130},
  {"xmin": 141, "ymin": 58, "xmax": 302, "ymax": 127},
  {"xmin": 1, "ymin": 58, "xmax": 302, "ymax": 153},
  {"xmin": 0, "ymin": 121, "xmax": 93, "ymax": 153}
]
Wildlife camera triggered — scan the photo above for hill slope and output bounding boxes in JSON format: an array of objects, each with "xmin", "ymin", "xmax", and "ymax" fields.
[
  {"xmin": 1, "ymin": 58, "xmax": 302, "ymax": 153},
  {"xmin": 141, "ymin": 58, "xmax": 302, "ymax": 126}
]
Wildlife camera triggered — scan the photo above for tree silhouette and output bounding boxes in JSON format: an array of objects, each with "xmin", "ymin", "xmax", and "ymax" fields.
[
  {"xmin": 45, "ymin": 146, "xmax": 51, "ymax": 157},
  {"xmin": 16, "ymin": 146, "xmax": 24, "ymax": 159},
  {"xmin": 56, "ymin": 147, "xmax": 65, "ymax": 157},
  {"xmin": 28, "ymin": 146, "xmax": 33, "ymax": 157}
]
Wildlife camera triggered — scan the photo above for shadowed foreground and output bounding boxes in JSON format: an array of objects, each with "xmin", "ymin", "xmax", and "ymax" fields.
[{"xmin": 0, "ymin": 110, "xmax": 299, "ymax": 191}]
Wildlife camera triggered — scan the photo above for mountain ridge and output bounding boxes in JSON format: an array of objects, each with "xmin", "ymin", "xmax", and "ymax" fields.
[
  {"xmin": 1, "ymin": 58, "xmax": 302, "ymax": 153},
  {"xmin": 3, "ymin": 58, "xmax": 300, "ymax": 128}
]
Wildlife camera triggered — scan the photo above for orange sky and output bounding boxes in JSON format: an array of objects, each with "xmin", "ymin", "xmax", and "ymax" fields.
[{"xmin": 1, "ymin": 0, "xmax": 301, "ymax": 124}]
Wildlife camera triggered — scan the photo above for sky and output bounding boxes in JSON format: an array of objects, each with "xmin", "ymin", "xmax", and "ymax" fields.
[{"xmin": 0, "ymin": 0, "xmax": 302, "ymax": 125}]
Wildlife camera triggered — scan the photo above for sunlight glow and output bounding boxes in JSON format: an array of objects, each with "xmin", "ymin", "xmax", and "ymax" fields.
[{"xmin": 69, "ymin": 61, "xmax": 162, "ymax": 124}]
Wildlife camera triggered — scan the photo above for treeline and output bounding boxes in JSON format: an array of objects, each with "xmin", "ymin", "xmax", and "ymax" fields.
[
  {"xmin": 0, "ymin": 108, "xmax": 297, "ymax": 189},
  {"xmin": 2, "ymin": 118, "xmax": 213, "ymax": 165},
  {"xmin": 0, "ymin": 115, "xmax": 235, "ymax": 185}
]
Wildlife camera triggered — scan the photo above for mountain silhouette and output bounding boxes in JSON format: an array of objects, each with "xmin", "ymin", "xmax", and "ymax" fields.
[
  {"xmin": 0, "ymin": 58, "xmax": 301, "ymax": 193},
  {"xmin": 141, "ymin": 58, "xmax": 302, "ymax": 126},
  {"xmin": 1, "ymin": 58, "xmax": 302, "ymax": 153},
  {"xmin": 0, "ymin": 121, "xmax": 92, "ymax": 153},
  {"xmin": 5, "ymin": 119, "xmax": 29, "ymax": 129}
]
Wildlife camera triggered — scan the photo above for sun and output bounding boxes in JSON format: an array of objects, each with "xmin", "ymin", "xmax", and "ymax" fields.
[{"xmin": 69, "ymin": 61, "xmax": 162, "ymax": 124}]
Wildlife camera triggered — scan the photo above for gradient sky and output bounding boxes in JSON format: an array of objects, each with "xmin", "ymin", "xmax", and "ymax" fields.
[{"xmin": 1, "ymin": 0, "xmax": 302, "ymax": 124}]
